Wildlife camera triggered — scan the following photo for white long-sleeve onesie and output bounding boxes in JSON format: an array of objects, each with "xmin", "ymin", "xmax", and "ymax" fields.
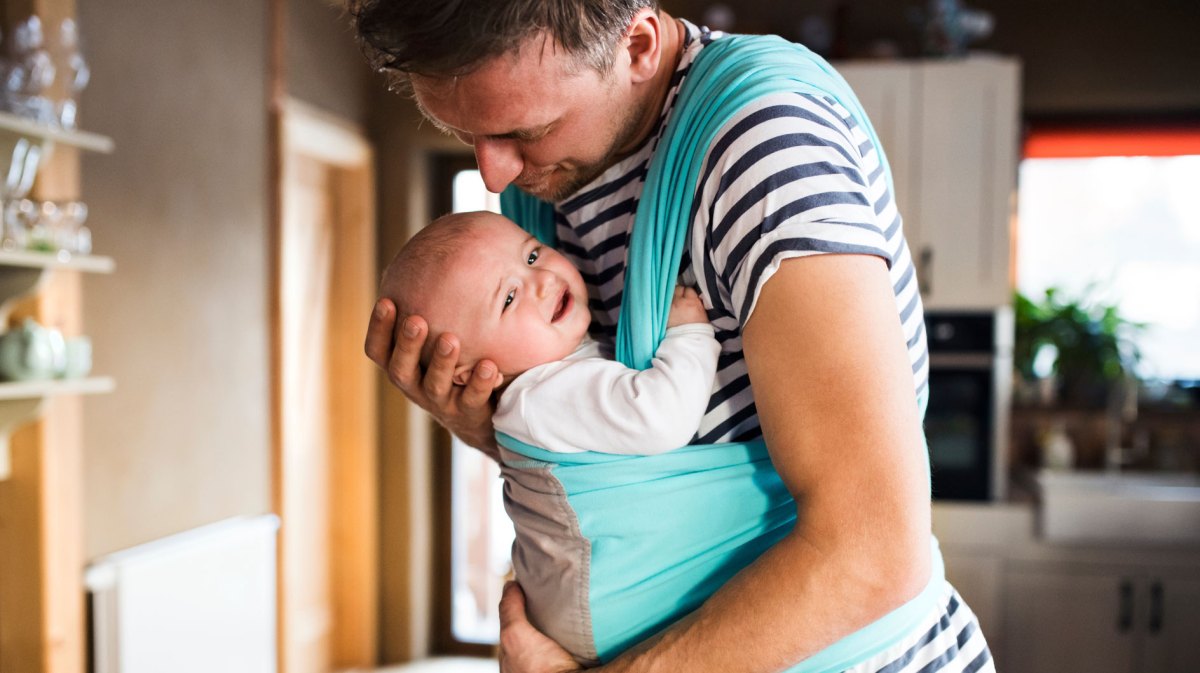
[{"xmin": 492, "ymin": 324, "xmax": 721, "ymax": 455}]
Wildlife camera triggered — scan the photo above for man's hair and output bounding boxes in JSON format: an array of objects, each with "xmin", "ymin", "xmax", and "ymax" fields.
[{"xmin": 348, "ymin": 0, "xmax": 659, "ymax": 90}]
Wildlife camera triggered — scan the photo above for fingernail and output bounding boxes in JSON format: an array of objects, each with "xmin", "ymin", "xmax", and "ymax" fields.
[
  {"xmin": 375, "ymin": 300, "xmax": 391, "ymax": 320},
  {"xmin": 478, "ymin": 363, "xmax": 495, "ymax": 379},
  {"xmin": 402, "ymin": 318, "xmax": 419, "ymax": 338},
  {"xmin": 437, "ymin": 337, "xmax": 453, "ymax": 355}
]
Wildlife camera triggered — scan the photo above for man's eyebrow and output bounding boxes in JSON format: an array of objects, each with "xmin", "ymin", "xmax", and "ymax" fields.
[{"xmin": 416, "ymin": 108, "xmax": 551, "ymax": 142}]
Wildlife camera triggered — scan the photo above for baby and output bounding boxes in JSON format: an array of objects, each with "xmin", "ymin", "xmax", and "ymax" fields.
[{"xmin": 379, "ymin": 210, "xmax": 720, "ymax": 455}]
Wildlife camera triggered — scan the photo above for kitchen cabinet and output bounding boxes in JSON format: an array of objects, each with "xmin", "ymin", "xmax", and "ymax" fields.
[
  {"xmin": 1001, "ymin": 561, "xmax": 1200, "ymax": 673},
  {"xmin": 1141, "ymin": 573, "xmax": 1200, "ymax": 673},
  {"xmin": 836, "ymin": 57, "xmax": 1021, "ymax": 310}
]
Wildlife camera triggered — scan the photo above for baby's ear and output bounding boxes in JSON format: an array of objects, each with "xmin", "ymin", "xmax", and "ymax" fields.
[{"xmin": 452, "ymin": 362, "xmax": 476, "ymax": 387}]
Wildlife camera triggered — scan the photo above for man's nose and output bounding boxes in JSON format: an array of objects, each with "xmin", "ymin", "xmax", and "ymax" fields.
[{"xmin": 474, "ymin": 137, "xmax": 523, "ymax": 193}]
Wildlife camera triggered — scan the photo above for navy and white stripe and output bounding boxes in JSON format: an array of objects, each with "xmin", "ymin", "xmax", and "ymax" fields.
[
  {"xmin": 855, "ymin": 584, "xmax": 996, "ymax": 673},
  {"xmin": 551, "ymin": 20, "xmax": 985, "ymax": 672}
]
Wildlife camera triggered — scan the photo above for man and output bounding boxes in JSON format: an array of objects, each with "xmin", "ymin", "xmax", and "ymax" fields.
[{"xmin": 354, "ymin": 2, "xmax": 993, "ymax": 672}]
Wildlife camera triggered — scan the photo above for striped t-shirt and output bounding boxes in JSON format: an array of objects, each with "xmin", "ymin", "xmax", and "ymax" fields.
[{"xmin": 553, "ymin": 21, "xmax": 929, "ymax": 445}]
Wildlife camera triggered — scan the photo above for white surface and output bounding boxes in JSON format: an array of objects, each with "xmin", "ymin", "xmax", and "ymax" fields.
[
  {"xmin": 1037, "ymin": 470, "xmax": 1200, "ymax": 544},
  {"xmin": 376, "ymin": 658, "xmax": 498, "ymax": 673},
  {"xmin": 86, "ymin": 515, "xmax": 279, "ymax": 673}
]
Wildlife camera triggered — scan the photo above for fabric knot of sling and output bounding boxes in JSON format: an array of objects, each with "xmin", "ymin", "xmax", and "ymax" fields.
[{"xmin": 498, "ymin": 33, "xmax": 946, "ymax": 670}]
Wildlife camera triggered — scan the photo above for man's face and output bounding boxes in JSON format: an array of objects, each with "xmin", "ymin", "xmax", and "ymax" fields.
[
  {"xmin": 425, "ymin": 213, "xmax": 592, "ymax": 381},
  {"xmin": 412, "ymin": 36, "xmax": 650, "ymax": 202}
]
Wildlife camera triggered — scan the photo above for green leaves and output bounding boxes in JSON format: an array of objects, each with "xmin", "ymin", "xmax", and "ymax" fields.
[{"xmin": 1013, "ymin": 287, "xmax": 1144, "ymax": 406}]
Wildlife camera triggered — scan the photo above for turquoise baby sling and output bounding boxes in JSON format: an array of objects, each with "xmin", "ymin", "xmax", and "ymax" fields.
[{"xmin": 498, "ymin": 33, "xmax": 944, "ymax": 669}]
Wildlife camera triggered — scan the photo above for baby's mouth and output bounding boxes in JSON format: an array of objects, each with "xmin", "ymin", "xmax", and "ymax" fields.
[{"xmin": 551, "ymin": 288, "xmax": 571, "ymax": 323}]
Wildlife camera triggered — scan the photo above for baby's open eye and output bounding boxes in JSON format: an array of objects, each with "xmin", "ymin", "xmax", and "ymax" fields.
[
  {"xmin": 504, "ymin": 290, "xmax": 515, "ymax": 309},
  {"xmin": 526, "ymin": 249, "xmax": 539, "ymax": 265}
]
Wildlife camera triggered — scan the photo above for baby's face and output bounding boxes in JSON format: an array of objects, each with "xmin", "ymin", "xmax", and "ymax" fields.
[{"xmin": 428, "ymin": 214, "xmax": 591, "ymax": 382}]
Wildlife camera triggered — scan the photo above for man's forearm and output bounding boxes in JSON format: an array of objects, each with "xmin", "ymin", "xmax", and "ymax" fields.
[{"xmin": 600, "ymin": 513, "xmax": 929, "ymax": 673}]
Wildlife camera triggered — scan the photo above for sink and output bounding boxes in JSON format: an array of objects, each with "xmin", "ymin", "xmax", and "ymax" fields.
[{"xmin": 1035, "ymin": 470, "xmax": 1200, "ymax": 545}]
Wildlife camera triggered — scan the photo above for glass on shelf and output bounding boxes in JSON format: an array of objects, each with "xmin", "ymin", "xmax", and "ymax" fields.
[
  {"xmin": 1, "ymin": 16, "xmax": 57, "ymax": 126},
  {"xmin": 1, "ymin": 198, "xmax": 93, "ymax": 257}
]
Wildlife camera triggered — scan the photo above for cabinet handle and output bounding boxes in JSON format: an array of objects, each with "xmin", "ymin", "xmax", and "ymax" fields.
[
  {"xmin": 1117, "ymin": 580, "xmax": 1134, "ymax": 633},
  {"xmin": 919, "ymin": 246, "xmax": 933, "ymax": 296},
  {"xmin": 1149, "ymin": 580, "xmax": 1164, "ymax": 635}
]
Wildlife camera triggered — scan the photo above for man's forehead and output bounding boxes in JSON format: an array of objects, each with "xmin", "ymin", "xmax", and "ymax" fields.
[{"xmin": 410, "ymin": 39, "xmax": 585, "ymax": 130}]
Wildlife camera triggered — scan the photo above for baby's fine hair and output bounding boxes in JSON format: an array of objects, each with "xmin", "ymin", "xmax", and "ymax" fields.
[{"xmin": 378, "ymin": 212, "xmax": 485, "ymax": 366}]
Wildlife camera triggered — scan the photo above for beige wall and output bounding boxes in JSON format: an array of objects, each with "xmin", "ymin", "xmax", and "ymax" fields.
[
  {"xmin": 286, "ymin": 0, "xmax": 370, "ymax": 126},
  {"xmin": 77, "ymin": 0, "xmax": 271, "ymax": 559},
  {"xmin": 76, "ymin": 0, "xmax": 373, "ymax": 562}
]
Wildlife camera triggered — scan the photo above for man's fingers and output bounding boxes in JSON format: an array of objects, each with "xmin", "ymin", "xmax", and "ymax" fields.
[
  {"xmin": 498, "ymin": 581, "xmax": 528, "ymax": 632},
  {"xmin": 498, "ymin": 581, "xmax": 581, "ymax": 673},
  {"xmin": 387, "ymin": 314, "xmax": 428, "ymax": 392},
  {"xmin": 461, "ymin": 359, "xmax": 501, "ymax": 409},
  {"xmin": 423, "ymin": 333, "xmax": 460, "ymax": 402},
  {"xmin": 365, "ymin": 299, "xmax": 398, "ymax": 368}
]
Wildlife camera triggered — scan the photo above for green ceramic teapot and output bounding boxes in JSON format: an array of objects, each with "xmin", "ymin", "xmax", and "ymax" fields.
[{"xmin": 0, "ymin": 318, "xmax": 66, "ymax": 381}]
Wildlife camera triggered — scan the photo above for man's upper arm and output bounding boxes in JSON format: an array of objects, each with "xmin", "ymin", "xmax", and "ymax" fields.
[{"xmin": 741, "ymin": 254, "xmax": 929, "ymax": 589}]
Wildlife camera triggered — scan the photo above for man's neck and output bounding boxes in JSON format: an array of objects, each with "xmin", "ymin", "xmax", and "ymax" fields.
[{"xmin": 613, "ymin": 11, "xmax": 685, "ymax": 161}]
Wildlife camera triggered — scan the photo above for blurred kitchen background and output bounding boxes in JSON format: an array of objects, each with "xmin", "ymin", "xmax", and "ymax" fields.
[{"xmin": 0, "ymin": 0, "xmax": 1195, "ymax": 672}]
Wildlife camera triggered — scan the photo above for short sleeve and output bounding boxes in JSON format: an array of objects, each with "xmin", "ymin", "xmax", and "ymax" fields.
[{"xmin": 690, "ymin": 91, "xmax": 898, "ymax": 327}]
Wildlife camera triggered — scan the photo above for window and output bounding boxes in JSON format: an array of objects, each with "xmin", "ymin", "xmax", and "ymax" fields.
[
  {"xmin": 1016, "ymin": 124, "xmax": 1200, "ymax": 381},
  {"xmin": 429, "ymin": 155, "xmax": 514, "ymax": 653}
]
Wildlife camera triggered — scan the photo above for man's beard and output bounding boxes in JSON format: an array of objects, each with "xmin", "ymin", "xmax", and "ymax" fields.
[{"xmin": 522, "ymin": 97, "xmax": 653, "ymax": 203}]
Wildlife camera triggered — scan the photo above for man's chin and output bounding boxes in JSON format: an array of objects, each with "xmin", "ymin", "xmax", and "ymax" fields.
[{"xmin": 518, "ymin": 168, "xmax": 601, "ymax": 203}]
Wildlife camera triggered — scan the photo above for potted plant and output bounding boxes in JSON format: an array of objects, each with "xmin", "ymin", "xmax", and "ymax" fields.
[{"xmin": 1013, "ymin": 287, "xmax": 1143, "ymax": 408}]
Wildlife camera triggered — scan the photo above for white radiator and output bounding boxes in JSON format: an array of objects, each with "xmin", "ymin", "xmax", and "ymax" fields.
[{"xmin": 85, "ymin": 515, "xmax": 279, "ymax": 673}]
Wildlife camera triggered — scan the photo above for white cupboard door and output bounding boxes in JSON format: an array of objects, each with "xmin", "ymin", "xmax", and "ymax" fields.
[
  {"xmin": 1142, "ymin": 574, "xmax": 1200, "ymax": 673},
  {"xmin": 914, "ymin": 59, "xmax": 1020, "ymax": 310},
  {"xmin": 1002, "ymin": 563, "xmax": 1138, "ymax": 673},
  {"xmin": 834, "ymin": 62, "xmax": 920, "ymax": 251}
]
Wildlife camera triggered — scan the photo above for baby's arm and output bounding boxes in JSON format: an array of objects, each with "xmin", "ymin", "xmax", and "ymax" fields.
[{"xmin": 494, "ymin": 287, "xmax": 719, "ymax": 455}]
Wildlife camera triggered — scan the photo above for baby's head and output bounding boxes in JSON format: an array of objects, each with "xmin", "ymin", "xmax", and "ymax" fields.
[{"xmin": 380, "ymin": 211, "xmax": 591, "ymax": 384}]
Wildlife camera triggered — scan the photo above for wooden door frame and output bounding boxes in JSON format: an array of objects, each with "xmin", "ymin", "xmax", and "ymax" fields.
[{"xmin": 271, "ymin": 96, "xmax": 379, "ymax": 672}]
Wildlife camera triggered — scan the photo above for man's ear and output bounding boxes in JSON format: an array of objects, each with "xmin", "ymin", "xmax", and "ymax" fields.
[
  {"xmin": 452, "ymin": 362, "xmax": 476, "ymax": 387},
  {"xmin": 625, "ymin": 8, "xmax": 662, "ymax": 84}
]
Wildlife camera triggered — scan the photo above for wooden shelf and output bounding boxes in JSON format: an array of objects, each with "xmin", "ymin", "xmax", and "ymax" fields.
[
  {"xmin": 0, "ymin": 110, "xmax": 114, "ymax": 153},
  {"xmin": 0, "ymin": 376, "xmax": 114, "ymax": 400},
  {"xmin": 0, "ymin": 252, "xmax": 116, "ymax": 326},
  {"xmin": 0, "ymin": 250, "xmax": 115, "ymax": 273},
  {"xmin": 0, "ymin": 377, "xmax": 114, "ymax": 480}
]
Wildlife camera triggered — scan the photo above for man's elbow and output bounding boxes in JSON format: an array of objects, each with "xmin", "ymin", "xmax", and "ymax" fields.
[{"xmin": 861, "ymin": 533, "xmax": 932, "ymax": 611}]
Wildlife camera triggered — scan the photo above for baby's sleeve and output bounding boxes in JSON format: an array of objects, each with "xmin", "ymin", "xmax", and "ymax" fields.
[{"xmin": 496, "ymin": 325, "xmax": 720, "ymax": 454}]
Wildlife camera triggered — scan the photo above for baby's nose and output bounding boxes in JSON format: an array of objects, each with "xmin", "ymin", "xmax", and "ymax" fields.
[{"xmin": 535, "ymin": 270, "xmax": 555, "ymax": 298}]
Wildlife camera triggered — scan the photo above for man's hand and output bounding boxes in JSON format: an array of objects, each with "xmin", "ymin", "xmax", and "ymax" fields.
[
  {"xmin": 666, "ymin": 286, "xmax": 707, "ymax": 328},
  {"xmin": 499, "ymin": 582, "xmax": 582, "ymax": 673},
  {"xmin": 365, "ymin": 298, "xmax": 504, "ymax": 459}
]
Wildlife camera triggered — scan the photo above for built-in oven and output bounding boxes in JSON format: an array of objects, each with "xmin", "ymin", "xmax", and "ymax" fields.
[{"xmin": 923, "ymin": 309, "xmax": 1013, "ymax": 501}]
